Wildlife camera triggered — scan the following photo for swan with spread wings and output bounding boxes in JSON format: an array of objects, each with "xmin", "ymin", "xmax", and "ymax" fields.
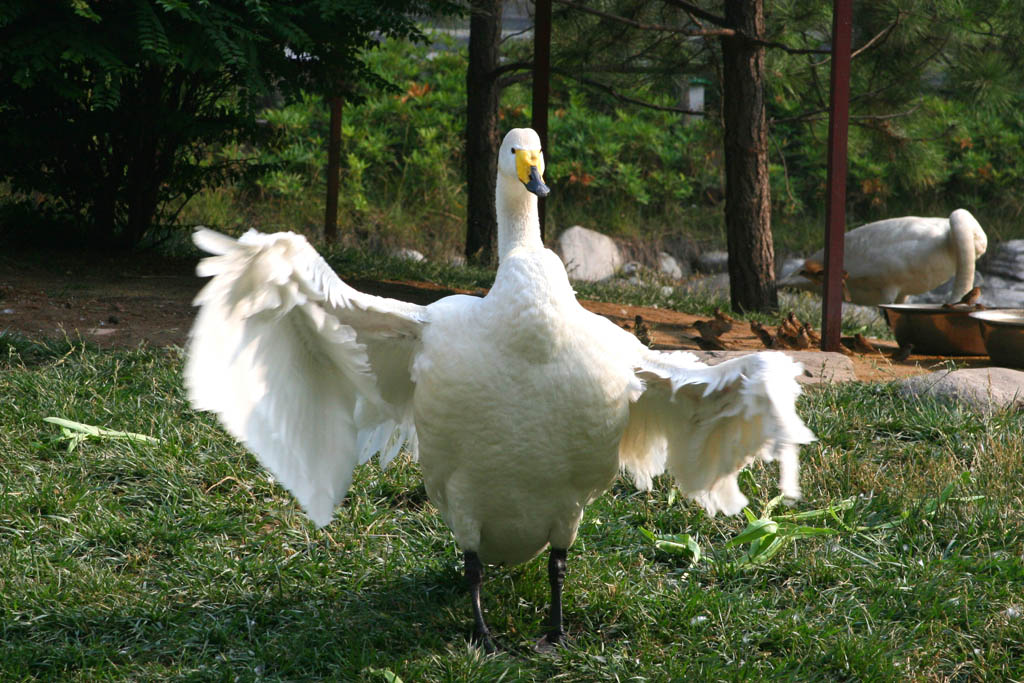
[{"xmin": 186, "ymin": 128, "xmax": 815, "ymax": 649}]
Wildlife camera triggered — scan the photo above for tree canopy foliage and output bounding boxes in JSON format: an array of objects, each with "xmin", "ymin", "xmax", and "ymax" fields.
[
  {"xmin": 528, "ymin": 0, "xmax": 1024, "ymax": 311},
  {"xmin": 545, "ymin": 0, "xmax": 1024, "ymax": 223},
  {"xmin": 0, "ymin": 0, "xmax": 456, "ymax": 247}
]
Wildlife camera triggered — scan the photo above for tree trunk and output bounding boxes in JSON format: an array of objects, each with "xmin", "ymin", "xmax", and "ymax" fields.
[
  {"xmin": 324, "ymin": 96, "xmax": 343, "ymax": 243},
  {"xmin": 464, "ymin": 0, "xmax": 504, "ymax": 264},
  {"xmin": 121, "ymin": 67, "xmax": 168, "ymax": 248},
  {"xmin": 720, "ymin": 0, "xmax": 777, "ymax": 313}
]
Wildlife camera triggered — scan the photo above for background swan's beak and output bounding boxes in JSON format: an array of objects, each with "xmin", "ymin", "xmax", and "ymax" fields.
[{"xmin": 525, "ymin": 166, "xmax": 550, "ymax": 197}]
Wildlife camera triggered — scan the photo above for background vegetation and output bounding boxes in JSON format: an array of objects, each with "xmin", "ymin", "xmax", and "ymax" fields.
[
  {"xmin": 0, "ymin": 0, "xmax": 456, "ymax": 248},
  {"xmin": 4, "ymin": 2, "xmax": 1024, "ymax": 261},
  {"xmin": 179, "ymin": 23, "xmax": 1024, "ymax": 262}
]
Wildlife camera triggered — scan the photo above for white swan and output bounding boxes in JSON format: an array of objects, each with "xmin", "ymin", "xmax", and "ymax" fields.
[
  {"xmin": 185, "ymin": 128, "xmax": 815, "ymax": 648},
  {"xmin": 779, "ymin": 209, "xmax": 988, "ymax": 305}
]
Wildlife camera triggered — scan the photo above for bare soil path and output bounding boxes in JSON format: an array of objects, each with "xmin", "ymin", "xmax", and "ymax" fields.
[{"xmin": 0, "ymin": 249, "xmax": 991, "ymax": 381}]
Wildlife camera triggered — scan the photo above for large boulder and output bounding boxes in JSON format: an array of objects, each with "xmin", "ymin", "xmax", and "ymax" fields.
[
  {"xmin": 980, "ymin": 239, "xmax": 1024, "ymax": 281},
  {"xmin": 977, "ymin": 239, "xmax": 1024, "ymax": 308},
  {"xmin": 555, "ymin": 226, "xmax": 623, "ymax": 282},
  {"xmin": 898, "ymin": 367, "xmax": 1024, "ymax": 413}
]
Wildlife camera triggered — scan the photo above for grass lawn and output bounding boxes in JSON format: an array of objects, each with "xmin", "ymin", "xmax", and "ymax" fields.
[{"xmin": 1, "ymin": 335, "xmax": 1021, "ymax": 681}]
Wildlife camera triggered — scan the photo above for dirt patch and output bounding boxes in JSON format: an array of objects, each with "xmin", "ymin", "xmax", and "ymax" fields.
[{"xmin": 0, "ymin": 249, "xmax": 991, "ymax": 381}]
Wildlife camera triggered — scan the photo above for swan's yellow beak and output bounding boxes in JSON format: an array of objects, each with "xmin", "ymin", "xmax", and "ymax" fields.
[{"xmin": 515, "ymin": 149, "xmax": 549, "ymax": 197}]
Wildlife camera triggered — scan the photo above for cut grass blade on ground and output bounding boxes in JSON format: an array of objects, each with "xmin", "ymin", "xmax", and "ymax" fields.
[
  {"xmin": 43, "ymin": 416, "xmax": 161, "ymax": 452},
  {"xmin": 644, "ymin": 475, "xmax": 990, "ymax": 569}
]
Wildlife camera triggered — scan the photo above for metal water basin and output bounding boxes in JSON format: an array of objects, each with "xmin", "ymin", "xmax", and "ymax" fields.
[
  {"xmin": 969, "ymin": 309, "xmax": 1024, "ymax": 368},
  {"xmin": 879, "ymin": 303, "xmax": 987, "ymax": 356}
]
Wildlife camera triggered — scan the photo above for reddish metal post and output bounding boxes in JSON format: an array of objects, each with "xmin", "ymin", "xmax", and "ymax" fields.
[
  {"xmin": 821, "ymin": 0, "xmax": 853, "ymax": 351},
  {"xmin": 532, "ymin": 0, "xmax": 552, "ymax": 240},
  {"xmin": 324, "ymin": 96, "xmax": 343, "ymax": 244}
]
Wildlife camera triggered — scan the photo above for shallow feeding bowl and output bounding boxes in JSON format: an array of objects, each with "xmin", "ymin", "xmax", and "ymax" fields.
[
  {"xmin": 969, "ymin": 309, "xmax": 1024, "ymax": 368},
  {"xmin": 879, "ymin": 303, "xmax": 987, "ymax": 355}
]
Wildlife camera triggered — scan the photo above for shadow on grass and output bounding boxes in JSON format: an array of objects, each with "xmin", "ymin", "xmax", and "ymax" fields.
[
  {"xmin": 2, "ymin": 562, "xmax": 484, "ymax": 678},
  {"xmin": 0, "ymin": 331, "xmax": 95, "ymax": 368}
]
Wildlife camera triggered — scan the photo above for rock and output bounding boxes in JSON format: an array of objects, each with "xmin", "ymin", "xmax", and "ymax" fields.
[
  {"xmin": 979, "ymin": 239, "xmax": 1024, "ymax": 282},
  {"xmin": 622, "ymin": 261, "xmax": 641, "ymax": 277},
  {"xmin": 556, "ymin": 226, "xmax": 624, "ymax": 282},
  {"xmin": 393, "ymin": 248, "xmax": 425, "ymax": 262},
  {"xmin": 658, "ymin": 251, "xmax": 685, "ymax": 280},
  {"xmin": 979, "ymin": 274, "xmax": 1024, "ymax": 308},
  {"xmin": 898, "ymin": 367, "xmax": 1024, "ymax": 413},
  {"xmin": 840, "ymin": 302, "xmax": 885, "ymax": 328},
  {"xmin": 678, "ymin": 273, "xmax": 730, "ymax": 298},
  {"xmin": 778, "ymin": 257, "xmax": 806, "ymax": 281},
  {"xmin": 976, "ymin": 240, "xmax": 1024, "ymax": 307},
  {"xmin": 696, "ymin": 250, "xmax": 729, "ymax": 274},
  {"xmin": 691, "ymin": 350, "xmax": 856, "ymax": 385}
]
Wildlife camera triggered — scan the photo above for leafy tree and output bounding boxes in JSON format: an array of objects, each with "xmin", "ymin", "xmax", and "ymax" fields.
[
  {"xmin": 767, "ymin": 0, "xmax": 1024, "ymax": 224},
  {"xmin": 532, "ymin": 0, "xmax": 1024, "ymax": 311},
  {"xmin": 545, "ymin": 0, "xmax": 781, "ymax": 311},
  {"xmin": 0, "ymin": 0, "xmax": 456, "ymax": 247}
]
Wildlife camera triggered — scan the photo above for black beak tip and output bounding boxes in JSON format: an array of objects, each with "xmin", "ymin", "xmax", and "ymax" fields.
[
  {"xmin": 526, "ymin": 167, "xmax": 550, "ymax": 197},
  {"xmin": 527, "ymin": 180, "xmax": 551, "ymax": 197}
]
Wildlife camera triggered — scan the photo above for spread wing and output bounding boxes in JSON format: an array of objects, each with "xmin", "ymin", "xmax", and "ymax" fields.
[
  {"xmin": 619, "ymin": 350, "xmax": 816, "ymax": 516},
  {"xmin": 185, "ymin": 228, "xmax": 427, "ymax": 526}
]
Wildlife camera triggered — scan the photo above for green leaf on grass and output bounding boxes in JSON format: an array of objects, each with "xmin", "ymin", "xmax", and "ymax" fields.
[
  {"xmin": 726, "ymin": 519, "xmax": 779, "ymax": 548},
  {"xmin": 640, "ymin": 528, "xmax": 702, "ymax": 563}
]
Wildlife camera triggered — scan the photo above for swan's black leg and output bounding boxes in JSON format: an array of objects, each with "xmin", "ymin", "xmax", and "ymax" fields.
[
  {"xmin": 464, "ymin": 551, "xmax": 495, "ymax": 652},
  {"xmin": 541, "ymin": 547, "xmax": 568, "ymax": 646}
]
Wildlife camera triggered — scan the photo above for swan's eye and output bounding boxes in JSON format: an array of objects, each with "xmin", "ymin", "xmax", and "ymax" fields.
[{"xmin": 510, "ymin": 148, "xmax": 517, "ymax": 154}]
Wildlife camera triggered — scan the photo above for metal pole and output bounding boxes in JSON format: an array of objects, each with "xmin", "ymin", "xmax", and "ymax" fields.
[
  {"xmin": 821, "ymin": 0, "xmax": 853, "ymax": 351},
  {"xmin": 324, "ymin": 96, "xmax": 343, "ymax": 244},
  {"xmin": 532, "ymin": 0, "xmax": 552, "ymax": 241}
]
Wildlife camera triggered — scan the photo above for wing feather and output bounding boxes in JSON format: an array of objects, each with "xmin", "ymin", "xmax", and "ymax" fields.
[
  {"xmin": 185, "ymin": 228, "xmax": 426, "ymax": 526},
  {"xmin": 620, "ymin": 351, "xmax": 815, "ymax": 516}
]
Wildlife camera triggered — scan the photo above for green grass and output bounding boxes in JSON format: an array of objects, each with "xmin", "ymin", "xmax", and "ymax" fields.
[{"xmin": 2, "ymin": 336, "xmax": 1021, "ymax": 680}]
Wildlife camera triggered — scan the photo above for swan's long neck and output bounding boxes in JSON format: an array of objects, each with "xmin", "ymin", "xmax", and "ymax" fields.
[
  {"xmin": 948, "ymin": 209, "xmax": 984, "ymax": 301},
  {"xmin": 496, "ymin": 174, "xmax": 544, "ymax": 262}
]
